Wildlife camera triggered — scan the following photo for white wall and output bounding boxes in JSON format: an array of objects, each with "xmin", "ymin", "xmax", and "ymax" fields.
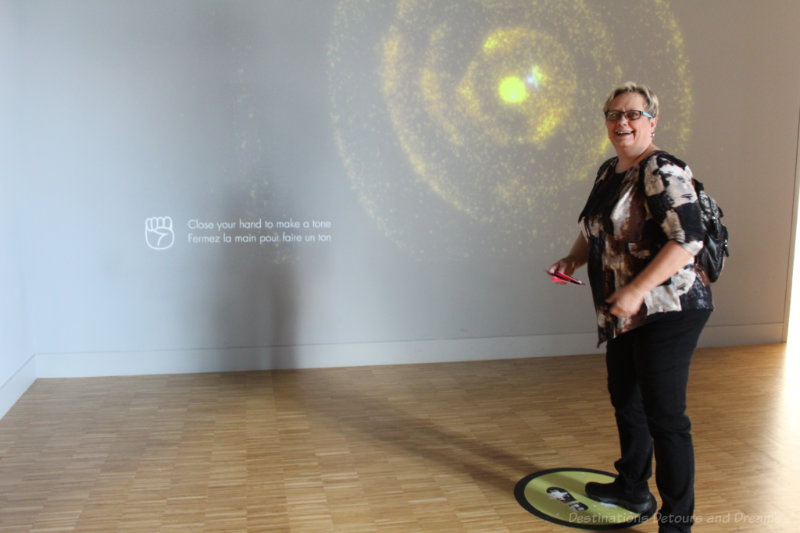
[
  {"xmin": 0, "ymin": 2, "xmax": 36, "ymax": 417},
  {"xmin": 0, "ymin": 1, "xmax": 36, "ymax": 416},
  {"xmin": 0, "ymin": 204, "xmax": 35, "ymax": 418},
  {"xmin": 2, "ymin": 0, "xmax": 799, "ymax": 418}
]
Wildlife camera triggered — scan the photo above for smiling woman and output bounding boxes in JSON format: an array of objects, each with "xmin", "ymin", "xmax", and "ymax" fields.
[{"xmin": 549, "ymin": 82, "xmax": 714, "ymax": 533}]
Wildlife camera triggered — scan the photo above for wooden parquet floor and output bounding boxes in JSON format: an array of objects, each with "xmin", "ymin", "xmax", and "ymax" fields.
[{"xmin": 1, "ymin": 344, "xmax": 798, "ymax": 532}]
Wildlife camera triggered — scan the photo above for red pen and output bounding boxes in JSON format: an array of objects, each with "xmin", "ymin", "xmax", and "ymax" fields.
[{"xmin": 546, "ymin": 270, "xmax": 585, "ymax": 286}]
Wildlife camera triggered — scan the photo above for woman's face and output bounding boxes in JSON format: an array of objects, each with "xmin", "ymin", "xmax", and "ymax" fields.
[{"xmin": 605, "ymin": 92, "xmax": 657, "ymax": 159}]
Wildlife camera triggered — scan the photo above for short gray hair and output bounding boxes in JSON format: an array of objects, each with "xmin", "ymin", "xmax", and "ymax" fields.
[{"xmin": 603, "ymin": 82, "xmax": 659, "ymax": 117}]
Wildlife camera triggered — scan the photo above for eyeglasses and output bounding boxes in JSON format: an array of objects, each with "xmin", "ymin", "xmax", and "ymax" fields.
[{"xmin": 604, "ymin": 109, "xmax": 654, "ymax": 121}]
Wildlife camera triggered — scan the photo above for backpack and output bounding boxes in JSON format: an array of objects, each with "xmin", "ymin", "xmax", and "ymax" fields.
[{"xmin": 692, "ymin": 179, "xmax": 729, "ymax": 282}]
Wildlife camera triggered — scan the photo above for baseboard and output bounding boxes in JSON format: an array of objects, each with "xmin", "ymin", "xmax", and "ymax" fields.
[
  {"xmin": 698, "ymin": 322, "xmax": 785, "ymax": 347},
  {"xmin": 0, "ymin": 355, "xmax": 37, "ymax": 419},
  {"xmin": 35, "ymin": 333, "xmax": 602, "ymax": 378},
  {"xmin": 33, "ymin": 322, "xmax": 783, "ymax": 379}
]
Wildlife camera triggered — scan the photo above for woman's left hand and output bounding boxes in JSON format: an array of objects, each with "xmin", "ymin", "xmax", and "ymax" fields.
[
  {"xmin": 605, "ymin": 285, "xmax": 646, "ymax": 318},
  {"xmin": 604, "ymin": 241, "xmax": 694, "ymax": 318}
]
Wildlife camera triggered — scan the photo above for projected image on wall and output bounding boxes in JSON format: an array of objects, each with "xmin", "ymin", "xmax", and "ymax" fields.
[
  {"xmin": 329, "ymin": 0, "xmax": 692, "ymax": 259},
  {"xmin": 10, "ymin": 0, "xmax": 799, "ymax": 360},
  {"xmin": 13, "ymin": 0, "xmax": 726, "ymax": 353}
]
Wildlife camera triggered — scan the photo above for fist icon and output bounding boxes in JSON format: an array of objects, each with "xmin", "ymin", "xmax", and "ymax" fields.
[{"xmin": 145, "ymin": 216, "xmax": 175, "ymax": 250}]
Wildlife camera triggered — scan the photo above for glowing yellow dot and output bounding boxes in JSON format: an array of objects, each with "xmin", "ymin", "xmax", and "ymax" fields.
[{"xmin": 499, "ymin": 76, "xmax": 527, "ymax": 103}]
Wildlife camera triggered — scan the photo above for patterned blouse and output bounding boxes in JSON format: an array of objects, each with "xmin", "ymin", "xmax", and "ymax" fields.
[{"xmin": 578, "ymin": 150, "xmax": 713, "ymax": 346}]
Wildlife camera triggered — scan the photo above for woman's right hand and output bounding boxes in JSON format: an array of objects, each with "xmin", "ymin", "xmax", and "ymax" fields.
[
  {"xmin": 548, "ymin": 258, "xmax": 579, "ymax": 284},
  {"xmin": 549, "ymin": 234, "xmax": 589, "ymax": 284}
]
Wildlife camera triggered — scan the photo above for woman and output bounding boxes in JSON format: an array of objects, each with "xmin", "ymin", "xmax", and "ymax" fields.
[{"xmin": 549, "ymin": 82, "xmax": 713, "ymax": 533}]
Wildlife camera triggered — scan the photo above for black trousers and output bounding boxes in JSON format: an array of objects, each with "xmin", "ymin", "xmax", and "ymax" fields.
[{"xmin": 605, "ymin": 309, "xmax": 712, "ymax": 532}]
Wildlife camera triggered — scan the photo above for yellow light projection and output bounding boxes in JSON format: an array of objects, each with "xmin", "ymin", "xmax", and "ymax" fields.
[{"xmin": 329, "ymin": 0, "xmax": 693, "ymax": 259}]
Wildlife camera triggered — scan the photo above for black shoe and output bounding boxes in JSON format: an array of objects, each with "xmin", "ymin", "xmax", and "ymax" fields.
[{"xmin": 585, "ymin": 480, "xmax": 654, "ymax": 514}]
